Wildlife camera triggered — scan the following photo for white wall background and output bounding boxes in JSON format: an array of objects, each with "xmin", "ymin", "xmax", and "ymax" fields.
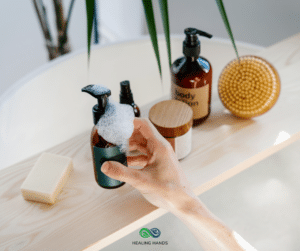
[
  {"xmin": 0, "ymin": 0, "xmax": 86, "ymax": 97},
  {"xmin": 149, "ymin": 0, "xmax": 300, "ymax": 47},
  {"xmin": 1, "ymin": 1, "xmax": 299, "ymax": 97},
  {"xmin": 0, "ymin": 0, "xmax": 143, "ymax": 98},
  {"xmin": 1, "ymin": 1, "xmax": 300, "ymax": 98},
  {"xmin": 99, "ymin": 0, "xmax": 143, "ymax": 41}
]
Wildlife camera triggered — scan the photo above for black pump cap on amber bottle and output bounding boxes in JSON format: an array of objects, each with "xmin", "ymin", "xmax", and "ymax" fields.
[
  {"xmin": 183, "ymin": 28, "xmax": 213, "ymax": 58},
  {"xmin": 81, "ymin": 85, "xmax": 111, "ymax": 125},
  {"xmin": 120, "ymin": 80, "xmax": 134, "ymax": 104}
]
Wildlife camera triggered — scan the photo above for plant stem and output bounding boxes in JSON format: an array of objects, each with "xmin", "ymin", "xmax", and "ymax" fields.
[
  {"xmin": 53, "ymin": 0, "xmax": 71, "ymax": 56},
  {"xmin": 33, "ymin": 0, "xmax": 57, "ymax": 60},
  {"xmin": 64, "ymin": 0, "xmax": 76, "ymax": 35}
]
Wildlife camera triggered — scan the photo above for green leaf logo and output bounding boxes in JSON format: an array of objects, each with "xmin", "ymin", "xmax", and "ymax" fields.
[
  {"xmin": 139, "ymin": 228, "xmax": 152, "ymax": 238},
  {"xmin": 139, "ymin": 228, "xmax": 161, "ymax": 238}
]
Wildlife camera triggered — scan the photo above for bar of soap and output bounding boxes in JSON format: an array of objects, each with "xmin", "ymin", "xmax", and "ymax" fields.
[{"xmin": 20, "ymin": 152, "xmax": 73, "ymax": 204}]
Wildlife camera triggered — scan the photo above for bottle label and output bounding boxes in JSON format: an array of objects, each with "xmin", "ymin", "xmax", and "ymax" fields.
[
  {"xmin": 171, "ymin": 83, "xmax": 209, "ymax": 120},
  {"xmin": 93, "ymin": 146, "xmax": 126, "ymax": 188}
]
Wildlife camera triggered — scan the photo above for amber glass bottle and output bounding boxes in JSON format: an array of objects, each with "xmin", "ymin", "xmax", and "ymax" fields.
[
  {"xmin": 171, "ymin": 28, "xmax": 213, "ymax": 126},
  {"xmin": 82, "ymin": 85, "xmax": 126, "ymax": 189},
  {"xmin": 90, "ymin": 126, "xmax": 126, "ymax": 189},
  {"xmin": 120, "ymin": 80, "xmax": 141, "ymax": 117}
]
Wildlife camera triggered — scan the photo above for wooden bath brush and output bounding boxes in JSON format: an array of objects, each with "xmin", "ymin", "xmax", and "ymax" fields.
[{"xmin": 218, "ymin": 55, "xmax": 280, "ymax": 118}]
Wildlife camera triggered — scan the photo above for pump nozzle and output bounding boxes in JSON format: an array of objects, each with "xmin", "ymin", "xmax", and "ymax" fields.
[
  {"xmin": 120, "ymin": 81, "xmax": 132, "ymax": 95},
  {"xmin": 82, "ymin": 85, "xmax": 111, "ymax": 125},
  {"xmin": 183, "ymin": 28, "xmax": 213, "ymax": 58},
  {"xmin": 184, "ymin": 28, "xmax": 212, "ymax": 39},
  {"xmin": 120, "ymin": 80, "xmax": 134, "ymax": 104}
]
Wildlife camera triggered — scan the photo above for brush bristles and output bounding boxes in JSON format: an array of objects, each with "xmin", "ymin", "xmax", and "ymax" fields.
[{"xmin": 218, "ymin": 55, "xmax": 280, "ymax": 118}]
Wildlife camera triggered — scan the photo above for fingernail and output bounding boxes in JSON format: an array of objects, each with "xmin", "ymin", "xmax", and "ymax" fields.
[{"xmin": 101, "ymin": 162, "xmax": 110, "ymax": 173}]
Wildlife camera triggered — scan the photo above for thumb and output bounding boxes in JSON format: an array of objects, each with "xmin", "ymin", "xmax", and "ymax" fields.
[{"xmin": 101, "ymin": 161, "xmax": 141, "ymax": 186}]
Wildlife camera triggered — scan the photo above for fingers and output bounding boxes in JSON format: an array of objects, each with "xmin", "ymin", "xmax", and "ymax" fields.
[
  {"xmin": 130, "ymin": 118, "xmax": 165, "ymax": 154},
  {"xmin": 127, "ymin": 155, "xmax": 148, "ymax": 167},
  {"xmin": 101, "ymin": 161, "xmax": 143, "ymax": 186},
  {"xmin": 129, "ymin": 141, "xmax": 149, "ymax": 155},
  {"xmin": 132, "ymin": 118, "xmax": 157, "ymax": 141},
  {"xmin": 132, "ymin": 118, "xmax": 166, "ymax": 144}
]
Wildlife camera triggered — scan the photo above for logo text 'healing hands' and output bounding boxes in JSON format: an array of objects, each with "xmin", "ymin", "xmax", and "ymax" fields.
[{"xmin": 139, "ymin": 228, "xmax": 161, "ymax": 238}]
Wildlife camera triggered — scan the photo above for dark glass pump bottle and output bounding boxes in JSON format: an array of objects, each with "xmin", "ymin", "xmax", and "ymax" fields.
[
  {"xmin": 171, "ymin": 28, "xmax": 213, "ymax": 126},
  {"xmin": 119, "ymin": 80, "xmax": 140, "ymax": 117},
  {"xmin": 82, "ymin": 85, "xmax": 126, "ymax": 189}
]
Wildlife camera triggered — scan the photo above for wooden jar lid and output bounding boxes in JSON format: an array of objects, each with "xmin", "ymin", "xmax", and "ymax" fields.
[{"xmin": 149, "ymin": 100, "xmax": 193, "ymax": 138}]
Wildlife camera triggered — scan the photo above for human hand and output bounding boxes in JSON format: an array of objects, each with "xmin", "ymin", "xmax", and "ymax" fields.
[
  {"xmin": 101, "ymin": 118, "xmax": 197, "ymax": 212},
  {"xmin": 101, "ymin": 118, "xmax": 255, "ymax": 251}
]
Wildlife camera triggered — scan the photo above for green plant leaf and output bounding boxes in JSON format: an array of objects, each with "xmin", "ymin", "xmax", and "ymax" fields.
[
  {"xmin": 158, "ymin": 0, "xmax": 171, "ymax": 67},
  {"xmin": 85, "ymin": 0, "xmax": 95, "ymax": 63},
  {"xmin": 64, "ymin": 0, "xmax": 76, "ymax": 34},
  {"xmin": 215, "ymin": 0, "xmax": 239, "ymax": 59},
  {"xmin": 142, "ymin": 0, "xmax": 162, "ymax": 78}
]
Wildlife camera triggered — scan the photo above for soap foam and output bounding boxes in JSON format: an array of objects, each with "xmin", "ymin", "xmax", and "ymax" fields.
[
  {"xmin": 91, "ymin": 84, "xmax": 110, "ymax": 95},
  {"xmin": 96, "ymin": 96, "xmax": 134, "ymax": 153}
]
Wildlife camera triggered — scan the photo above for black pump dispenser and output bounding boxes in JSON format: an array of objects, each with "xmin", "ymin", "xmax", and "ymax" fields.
[
  {"xmin": 82, "ymin": 84, "xmax": 126, "ymax": 189},
  {"xmin": 120, "ymin": 80, "xmax": 133, "ymax": 104},
  {"xmin": 171, "ymin": 27, "xmax": 213, "ymax": 126},
  {"xmin": 183, "ymin": 28, "xmax": 212, "ymax": 58},
  {"xmin": 82, "ymin": 85, "xmax": 111, "ymax": 125},
  {"xmin": 119, "ymin": 80, "xmax": 141, "ymax": 117}
]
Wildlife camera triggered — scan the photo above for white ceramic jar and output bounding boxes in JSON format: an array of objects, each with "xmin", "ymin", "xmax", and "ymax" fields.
[{"xmin": 149, "ymin": 100, "xmax": 193, "ymax": 160}]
